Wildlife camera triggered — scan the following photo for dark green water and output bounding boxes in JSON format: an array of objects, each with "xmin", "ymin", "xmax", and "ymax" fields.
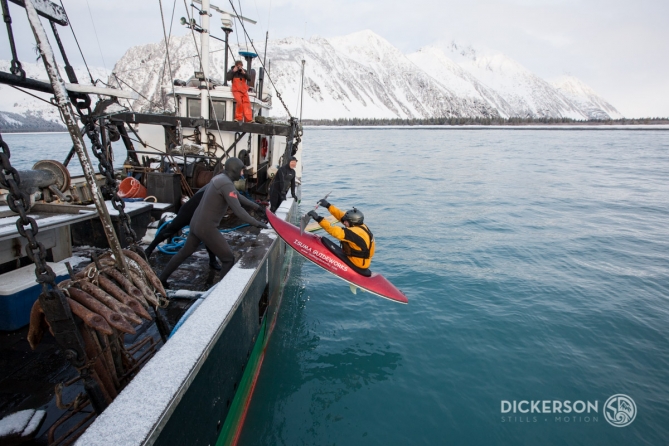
[{"xmin": 240, "ymin": 129, "xmax": 669, "ymax": 445}]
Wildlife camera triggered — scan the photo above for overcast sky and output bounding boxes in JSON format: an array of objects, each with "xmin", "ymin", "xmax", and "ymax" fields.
[{"xmin": 3, "ymin": 0, "xmax": 668, "ymax": 118}]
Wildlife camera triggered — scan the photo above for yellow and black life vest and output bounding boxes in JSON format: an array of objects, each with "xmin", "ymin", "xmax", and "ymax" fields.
[{"xmin": 341, "ymin": 224, "xmax": 375, "ymax": 267}]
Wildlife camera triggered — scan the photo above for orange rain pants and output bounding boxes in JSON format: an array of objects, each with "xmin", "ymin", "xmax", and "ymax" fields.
[{"xmin": 232, "ymin": 78, "xmax": 253, "ymax": 122}]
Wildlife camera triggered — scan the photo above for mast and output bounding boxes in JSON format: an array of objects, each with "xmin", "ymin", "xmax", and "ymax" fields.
[
  {"xmin": 221, "ymin": 12, "xmax": 233, "ymax": 87},
  {"xmin": 299, "ymin": 59, "xmax": 305, "ymax": 122},
  {"xmin": 200, "ymin": 0, "xmax": 210, "ymax": 151}
]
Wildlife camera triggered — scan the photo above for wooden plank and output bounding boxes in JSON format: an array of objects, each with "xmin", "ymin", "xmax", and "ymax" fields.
[{"xmin": 30, "ymin": 203, "xmax": 96, "ymax": 215}]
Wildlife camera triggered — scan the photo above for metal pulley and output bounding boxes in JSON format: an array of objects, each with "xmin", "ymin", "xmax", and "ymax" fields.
[
  {"xmin": 13, "ymin": 160, "xmax": 71, "ymax": 200},
  {"xmin": 32, "ymin": 160, "xmax": 71, "ymax": 192}
]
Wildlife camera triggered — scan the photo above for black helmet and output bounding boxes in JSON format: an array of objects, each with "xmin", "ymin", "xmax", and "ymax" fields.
[
  {"xmin": 342, "ymin": 207, "xmax": 364, "ymax": 226},
  {"xmin": 224, "ymin": 157, "xmax": 245, "ymax": 181}
]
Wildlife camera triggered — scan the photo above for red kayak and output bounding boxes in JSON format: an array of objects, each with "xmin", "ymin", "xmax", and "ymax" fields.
[{"xmin": 267, "ymin": 210, "xmax": 408, "ymax": 304}]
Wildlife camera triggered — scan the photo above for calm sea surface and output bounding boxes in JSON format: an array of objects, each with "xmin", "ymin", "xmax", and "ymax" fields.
[
  {"xmin": 241, "ymin": 128, "xmax": 669, "ymax": 445},
  {"xmin": 4, "ymin": 129, "xmax": 669, "ymax": 445},
  {"xmin": 2, "ymin": 132, "xmax": 123, "ymax": 177}
]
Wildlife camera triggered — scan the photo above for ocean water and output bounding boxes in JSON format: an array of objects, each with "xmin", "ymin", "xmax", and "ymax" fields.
[
  {"xmin": 3, "ymin": 128, "xmax": 668, "ymax": 445},
  {"xmin": 2, "ymin": 132, "xmax": 124, "ymax": 177},
  {"xmin": 239, "ymin": 128, "xmax": 669, "ymax": 445}
]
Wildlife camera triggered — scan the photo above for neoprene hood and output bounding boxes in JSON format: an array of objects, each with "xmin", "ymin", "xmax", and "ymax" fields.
[{"xmin": 224, "ymin": 157, "xmax": 245, "ymax": 181}]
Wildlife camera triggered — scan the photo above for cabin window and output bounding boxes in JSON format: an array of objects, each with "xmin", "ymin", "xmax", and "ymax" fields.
[
  {"xmin": 187, "ymin": 98, "xmax": 201, "ymax": 117},
  {"xmin": 187, "ymin": 98, "xmax": 226, "ymax": 120},
  {"xmin": 210, "ymin": 100, "xmax": 226, "ymax": 121}
]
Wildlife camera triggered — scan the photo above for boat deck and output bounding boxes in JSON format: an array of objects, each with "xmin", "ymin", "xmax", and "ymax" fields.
[{"xmin": 0, "ymin": 208, "xmax": 272, "ymax": 444}]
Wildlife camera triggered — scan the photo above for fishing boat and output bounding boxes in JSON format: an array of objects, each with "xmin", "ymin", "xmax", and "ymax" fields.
[{"xmin": 0, "ymin": 1, "xmax": 302, "ymax": 444}]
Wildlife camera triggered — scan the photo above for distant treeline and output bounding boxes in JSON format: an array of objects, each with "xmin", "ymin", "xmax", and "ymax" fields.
[{"xmin": 301, "ymin": 117, "xmax": 669, "ymax": 126}]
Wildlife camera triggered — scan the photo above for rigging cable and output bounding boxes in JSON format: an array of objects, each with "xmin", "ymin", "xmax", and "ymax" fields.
[
  {"xmin": 236, "ymin": 0, "xmax": 248, "ymax": 51},
  {"xmin": 10, "ymin": 86, "xmax": 56, "ymax": 106},
  {"xmin": 113, "ymin": 73, "xmax": 165, "ymax": 109},
  {"xmin": 260, "ymin": 0, "xmax": 272, "ymax": 67},
  {"xmin": 299, "ymin": 60, "xmax": 305, "ymax": 122},
  {"xmin": 58, "ymin": 0, "xmax": 95, "ymax": 85},
  {"xmin": 181, "ymin": 0, "xmax": 227, "ymax": 156},
  {"xmin": 85, "ymin": 0, "xmax": 109, "ymax": 78},
  {"xmin": 158, "ymin": 0, "xmax": 178, "ymax": 112},
  {"xmin": 164, "ymin": 0, "xmax": 178, "ymax": 86},
  {"xmin": 183, "ymin": 0, "xmax": 203, "ymax": 69},
  {"xmin": 232, "ymin": 8, "xmax": 241, "ymax": 49},
  {"xmin": 226, "ymin": 0, "xmax": 292, "ymax": 118}
]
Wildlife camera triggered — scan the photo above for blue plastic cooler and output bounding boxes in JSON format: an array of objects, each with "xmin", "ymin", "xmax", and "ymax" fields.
[{"xmin": 0, "ymin": 262, "xmax": 69, "ymax": 331}]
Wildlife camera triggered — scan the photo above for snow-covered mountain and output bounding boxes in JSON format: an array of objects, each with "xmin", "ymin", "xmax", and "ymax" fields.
[
  {"xmin": 551, "ymin": 75, "xmax": 623, "ymax": 120},
  {"xmin": 110, "ymin": 30, "xmax": 622, "ymax": 120},
  {"xmin": 267, "ymin": 31, "xmax": 499, "ymax": 120},
  {"xmin": 0, "ymin": 30, "xmax": 622, "ymax": 127},
  {"xmin": 0, "ymin": 60, "xmax": 108, "ymax": 132},
  {"xmin": 412, "ymin": 41, "xmax": 622, "ymax": 120},
  {"xmin": 406, "ymin": 45, "xmax": 515, "ymax": 117}
]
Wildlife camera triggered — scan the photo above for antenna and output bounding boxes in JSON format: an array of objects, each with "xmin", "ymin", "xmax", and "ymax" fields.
[{"xmin": 191, "ymin": 0, "xmax": 256, "ymax": 24}]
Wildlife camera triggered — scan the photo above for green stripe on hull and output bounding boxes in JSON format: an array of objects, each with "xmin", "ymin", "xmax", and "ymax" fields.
[
  {"xmin": 216, "ymin": 244, "xmax": 295, "ymax": 445},
  {"xmin": 216, "ymin": 316, "xmax": 268, "ymax": 446}
]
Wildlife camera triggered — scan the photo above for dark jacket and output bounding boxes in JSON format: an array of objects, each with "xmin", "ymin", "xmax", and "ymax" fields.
[
  {"xmin": 226, "ymin": 67, "xmax": 251, "ymax": 82},
  {"xmin": 271, "ymin": 164, "xmax": 296, "ymax": 199}
]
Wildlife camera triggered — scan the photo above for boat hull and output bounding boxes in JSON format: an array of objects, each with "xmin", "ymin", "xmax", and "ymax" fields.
[
  {"xmin": 75, "ymin": 201, "xmax": 298, "ymax": 446},
  {"xmin": 153, "ymin": 217, "xmax": 294, "ymax": 446}
]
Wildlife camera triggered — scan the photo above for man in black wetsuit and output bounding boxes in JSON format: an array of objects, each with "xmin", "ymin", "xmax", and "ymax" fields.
[
  {"xmin": 269, "ymin": 156, "xmax": 298, "ymax": 212},
  {"xmin": 144, "ymin": 178, "xmax": 262, "ymax": 270},
  {"xmin": 159, "ymin": 157, "xmax": 268, "ymax": 287}
]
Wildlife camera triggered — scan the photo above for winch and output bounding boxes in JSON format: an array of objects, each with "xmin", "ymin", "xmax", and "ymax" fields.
[{"xmin": 15, "ymin": 160, "xmax": 71, "ymax": 203}]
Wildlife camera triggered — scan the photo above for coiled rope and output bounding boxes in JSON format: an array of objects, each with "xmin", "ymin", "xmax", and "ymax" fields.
[{"xmin": 155, "ymin": 220, "xmax": 251, "ymax": 254}]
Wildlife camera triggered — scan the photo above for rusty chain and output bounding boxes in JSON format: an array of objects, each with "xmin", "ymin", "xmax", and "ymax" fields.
[
  {"xmin": 0, "ymin": 132, "xmax": 60, "ymax": 292},
  {"xmin": 80, "ymin": 113, "xmax": 137, "ymax": 245},
  {"xmin": 1, "ymin": 130, "xmax": 111, "ymax": 412}
]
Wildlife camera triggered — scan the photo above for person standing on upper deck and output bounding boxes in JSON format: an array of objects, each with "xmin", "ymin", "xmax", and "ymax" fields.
[{"xmin": 226, "ymin": 61, "xmax": 253, "ymax": 123}]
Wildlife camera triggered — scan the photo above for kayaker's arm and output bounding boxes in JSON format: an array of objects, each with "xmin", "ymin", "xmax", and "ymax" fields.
[
  {"xmin": 324, "ymin": 204, "xmax": 346, "ymax": 221},
  {"xmin": 318, "ymin": 215, "xmax": 347, "ymax": 241}
]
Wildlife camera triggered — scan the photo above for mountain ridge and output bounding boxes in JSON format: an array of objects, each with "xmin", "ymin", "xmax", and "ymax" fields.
[{"xmin": 0, "ymin": 30, "xmax": 623, "ymax": 130}]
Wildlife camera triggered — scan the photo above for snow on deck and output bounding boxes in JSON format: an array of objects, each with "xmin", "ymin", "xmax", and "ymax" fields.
[
  {"xmin": 0, "ymin": 409, "xmax": 45, "ymax": 438},
  {"xmin": 86, "ymin": 200, "xmax": 153, "ymax": 216},
  {"xmin": 76, "ymin": 199, "xmax": 294, "ymax": 446},
  {"xmin": 75, "ymin": 266, "xmax": 256, "ymax": 446}
]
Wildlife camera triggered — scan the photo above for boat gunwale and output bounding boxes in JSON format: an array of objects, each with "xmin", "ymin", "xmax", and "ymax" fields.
[{"xmin": 75, "ymin": 200, "xmax": 296, "ymax": 446}]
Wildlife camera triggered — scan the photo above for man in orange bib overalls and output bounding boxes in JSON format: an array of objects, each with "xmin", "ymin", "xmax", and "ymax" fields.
[{"xmin": 226, "ymin": 61, "xmax": 253, "ymax": 122}]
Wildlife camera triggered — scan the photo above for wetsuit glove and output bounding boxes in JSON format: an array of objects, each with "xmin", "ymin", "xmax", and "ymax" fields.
[
  {"xmin": 317, "ymin": 199, "xmax": 330, "ymax": 209},
  {"xmin": 307, "ymin": 210, "xmax": 323, "ymax": 223},
  {"xmin": 255, "ymin": 205, "xmax": 267, "ymax": 219},
  {"xmin": 255, "ymin": 221, "xmax": 269, "ymax": 229}
]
